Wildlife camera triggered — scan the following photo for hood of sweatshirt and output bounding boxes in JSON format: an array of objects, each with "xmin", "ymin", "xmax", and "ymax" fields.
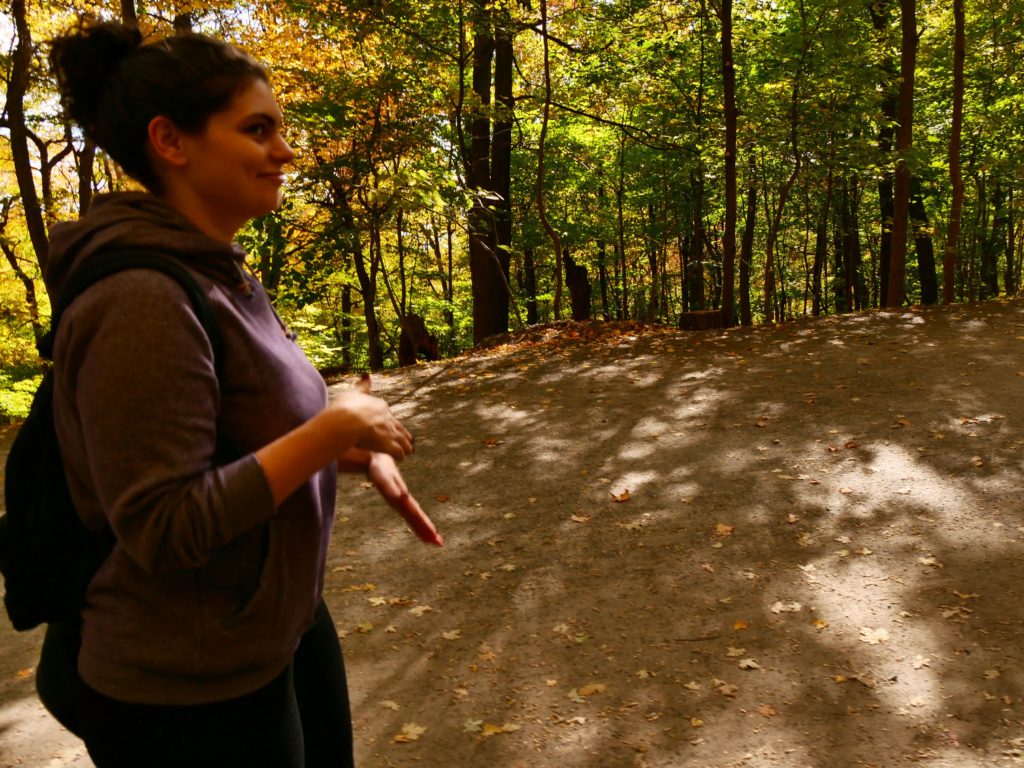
[{"xmin": 46, "ymin": 191, "xmax": 252, "ymax": 300}]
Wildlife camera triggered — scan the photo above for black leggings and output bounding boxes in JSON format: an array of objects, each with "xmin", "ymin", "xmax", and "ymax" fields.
[{"xmin": 74, "ymin": 602, "xmax": 354, "ymax": 768}]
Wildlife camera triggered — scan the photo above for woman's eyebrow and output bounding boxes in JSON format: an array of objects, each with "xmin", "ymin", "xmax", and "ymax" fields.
[{"xmin": 244, "ymin": 112, "xmax": 284, "ymax": 127}]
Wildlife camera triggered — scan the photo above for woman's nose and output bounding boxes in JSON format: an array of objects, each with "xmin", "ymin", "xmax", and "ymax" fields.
[{"xmin": 274, "ymin": 134, "xmax": 295, "ymax": 164}]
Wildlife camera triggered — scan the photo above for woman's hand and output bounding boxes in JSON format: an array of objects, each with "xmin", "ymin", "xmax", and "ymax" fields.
[
  {"xmin": 331, "ymin": 375, "xmax": 413, "ymax": 462},
  {"xmin": 255, "ymin": 374, "xmax": 413, "ymax": 506},
  {"xmin": 367, "ymin": 452, "xmax": 443, "ymax": 546}
]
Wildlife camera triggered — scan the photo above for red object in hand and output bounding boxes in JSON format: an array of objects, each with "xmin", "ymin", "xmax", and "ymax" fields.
[{"xmin": 397, "ymin": 497, "xmax": 444, "ymax": 546}]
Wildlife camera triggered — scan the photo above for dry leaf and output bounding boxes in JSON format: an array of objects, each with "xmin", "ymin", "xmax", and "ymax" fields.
[
  {"xmin": 859, "ymin": 627, "xmax": 889, "ymax": 645},
  {"xmin": 771, "ymin": 601, "xmax": 803, "ymax": 614},
  {"xmin": 435, "ymin": 494, "xmax": 451, "ymax": 503},
  {"xmin": 738, "ymin": 659, "xmax": 762, "ymax": 670},
  {"xmin": 611, "ymin": 490, "xmax": 631, "ymax": 503},
  {"xmin": 578, "ymin": 683, "xmax": 607, "ymax": 697},
  {"xmin": 725, "ymin": 646, "xmax": 746, "ymax": 658},
  {"xmin": 343, "ymin": 583, "xmax": 377, "ymax": 592},
  {"xmin": 409, "ymin": 605, "xmax": 434, "ymax": 616},
  {"xmin": 570, "ymin": 513, "xmax": 591, "ymax": 523},
  {"xmin": 918, "ymin": 556, "xmax": 943, "ymax": 568},
  {"xmin": 442, "ymin": 630, "xmax": 462, "ymax": 641},
  {"xmin": 715, "ymin": 523, "xmax": 735, "ymax": 537},
  {"xmin": 758, "ymin": 704, "xmax": 777, "ymax": 717},
  {"xmin": 984, "ymin": 669, "xmax": 1002, "ymax": 680},
  {"xmin": 953, "ymin": 591, "xmax": 980, "ymax": 600},
  {"xmin": 393, "ymin": 723, "xmax": 426, "ymax": 743},
  {"xmin": 481, "ymin": 722, "xmax": 521, "ymax": 737},
  {"xmin": 713, "ymin": 679, "xmax": 739, "ymax": 697},
  {"xmin": 381, "ymin": 700, "xmax": 400, "ymax": 711},
  {"xmin": 733, "ymin": 620, "xmax": 749, "ymax": 631},
  {"xmin": 355, "ymin": 622, "xmax": 373, "ymax": 634}
]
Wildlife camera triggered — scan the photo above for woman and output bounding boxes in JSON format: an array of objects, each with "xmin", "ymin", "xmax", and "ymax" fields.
[{"xmin": 43, "ymin": 17, "xmax": 440, "ymax": 767}]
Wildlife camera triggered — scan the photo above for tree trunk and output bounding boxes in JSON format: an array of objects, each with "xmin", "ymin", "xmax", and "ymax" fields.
[
  {"xmin": 466, "ymin": 5, "xmax": 507, "ymax": 344},
  {"xmin": 763, "ymin": 1, "xmax": 809, "ymax": 321},
  {"xmin": 910, "ymin": 177, "xmax": 937, "ymax": 304},
  {"xmin": 492, "ymin": 19, "xmax": 514, "ymax": 303},
  {"xmin": 739, "ymin": 154, "xmax": 756, "ymax": 326},
  {"xmin": 944, "ymin": 0, "xmax": 965, "ymax": 304},
  {"xmin": 720, "ymin": 0, "xmax": 737, "ymax": 327},
  {"xmin": 813, "ymin": 169, "xmax": 832, "ymax": 316},
  {"xmin": 646, "ymin": 204, "xmax": 659, "ymax": 320},
  {"xmin": 341, "ymin": 281, "xmax": 353, "ymax": 369},
  {"xmin": 597, "ymin": 239, "xmax": 610, "ymax": 321},
  {"xmin": 616, "ymin": 134, "xmax": 628, "ymax": 319},
  {"xmin": 564, "ymin": 248, "xmax": 592, "ymax": 321},
  {"xmin": 870, "ymin": 2, "xmax": 898, "ymax": 307},
  {"xmin": 885, "ymin": 0, "xmax": 917, "ymax": 309},
  {"xmin": 523, "ymin": 247, "xmax": 538, "ymax": 325},
  {"xmin": 536, "ymin": 0, "xmax": 564, "ymax": 323},
  {"xmin": 9, "ymin": 0, "xmax": 49, "ymax": 272},
  {"xmin": 1006, "ymin": 186, "xmax": 1016, "ymax": 295}
]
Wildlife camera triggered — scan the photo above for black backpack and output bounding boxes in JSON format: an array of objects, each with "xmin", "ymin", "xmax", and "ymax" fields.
[{"xmin": 0, "ymin": 249, "xmax": 222, "ymax": 631}]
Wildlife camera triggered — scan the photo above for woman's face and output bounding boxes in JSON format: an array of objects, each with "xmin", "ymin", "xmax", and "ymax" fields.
[{"xmin": 171, "ymin": 78, "xmax": 294, "ymax": 242}]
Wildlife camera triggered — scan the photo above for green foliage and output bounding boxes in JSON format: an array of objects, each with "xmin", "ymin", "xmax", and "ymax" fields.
[
  {"xmin": 0, "ymin": 369, "xmax": 40, "ymax": 423},
  {"xmin": 5, "ymin": 0, "xmax": 1024, "ymax": 372}
]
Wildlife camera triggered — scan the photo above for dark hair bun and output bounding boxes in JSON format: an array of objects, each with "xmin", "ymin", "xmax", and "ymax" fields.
[{"xmin": 49, "ymin": 19, "xmax": 142, "ymax": 135}]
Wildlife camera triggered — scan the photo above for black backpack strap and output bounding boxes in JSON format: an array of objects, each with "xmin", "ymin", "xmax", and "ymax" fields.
[{"xmin": 40, "ymin": 248, "xmax": 224, "ymax": 372}]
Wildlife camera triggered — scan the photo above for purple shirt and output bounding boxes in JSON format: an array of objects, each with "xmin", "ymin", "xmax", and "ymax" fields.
[{"xmin": 47, "ymin": 193, "xmax": 336, "ymax": 705}]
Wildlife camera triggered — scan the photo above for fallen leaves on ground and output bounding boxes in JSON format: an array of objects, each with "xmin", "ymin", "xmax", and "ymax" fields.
[
  {"xmin": 859, "ymin": 627, "xmax": 889, "ymax": 645},
  {"xmin": 393, "ymin": 723, "xmax": 426, "ymax": 743}
]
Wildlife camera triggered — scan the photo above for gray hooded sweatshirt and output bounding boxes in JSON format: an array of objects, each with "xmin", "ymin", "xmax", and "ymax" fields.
[{"xmin": 46, "ymin": 192, "xmax": 336, "ymax": 706}]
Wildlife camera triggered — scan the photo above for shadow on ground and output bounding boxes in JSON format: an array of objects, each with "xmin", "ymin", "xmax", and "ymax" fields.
[{"xmin": 2, "ymin": 301, "xmax": 1023, "ymax": 768}]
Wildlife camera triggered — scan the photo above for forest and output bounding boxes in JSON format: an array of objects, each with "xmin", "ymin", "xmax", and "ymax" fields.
[{"xmin": 1, "ymin": 0, "xmax": 1021, "ymax": 419}]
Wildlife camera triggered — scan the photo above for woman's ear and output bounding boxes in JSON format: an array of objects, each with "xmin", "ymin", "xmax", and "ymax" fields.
[{"xmin": 147, "ymin": 116, "xmax": 189, "ymax": 168}]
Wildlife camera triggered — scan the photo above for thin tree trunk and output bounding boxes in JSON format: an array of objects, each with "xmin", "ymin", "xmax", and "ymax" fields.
[
  {"xmin": 524, "ymin": 247, "xmax": 538, "ymax": 324},
  {"xmin": 871, "ymin": 2, "xmax": 898, "ymax": 306},
  {"xmin": 763, "ymin": 0, "xmax": 811, "ymax": 321},
  {"xmin": 720, "ymin": 0, "xmax": 737, "ymax": 327},
  {"xmin": 739, "ymin": 153, "xmax": 756, "ymax": 326},
  {"xmin": 616, "ymin": 133, "xmax": 628, "ymax": 319},
  {"xmin": 813, "ymin": 168, "xmax": 832, "ymax": 316},
  {"xmin": 944, "ymin": 0, "xmax": 964, "ymax": 304},
  {"xmin": 492, "ymin": 18, "xmax": 514, "ymax": 306},
  {"xmin": 885, "ymin": 0, "xmax": 917, "ymax": 308},
  {"xmin": 9, "ymin": 0, "xmax": 49, "ymax": 272},
  {"xmin": 536, "ymin": 0, "xmax": 564, "ymax": 322},
  {"xmin": 1006, "ymin": 186, "xmax": 1017, "ymax": 295},
  {"xmin": 597, "ymin": 242, "xmax": 610, "ymax": 321}
]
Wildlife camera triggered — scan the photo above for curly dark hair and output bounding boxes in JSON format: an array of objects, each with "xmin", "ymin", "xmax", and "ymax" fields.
[{"xmin": 49, "ymin": 18, "xmax": 269, "ymax": 191}]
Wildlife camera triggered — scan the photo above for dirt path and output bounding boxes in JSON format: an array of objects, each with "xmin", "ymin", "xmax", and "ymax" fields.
[{"xmin": 3, "ymin": 300, "xmax": 1024, "ymax": 767}]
